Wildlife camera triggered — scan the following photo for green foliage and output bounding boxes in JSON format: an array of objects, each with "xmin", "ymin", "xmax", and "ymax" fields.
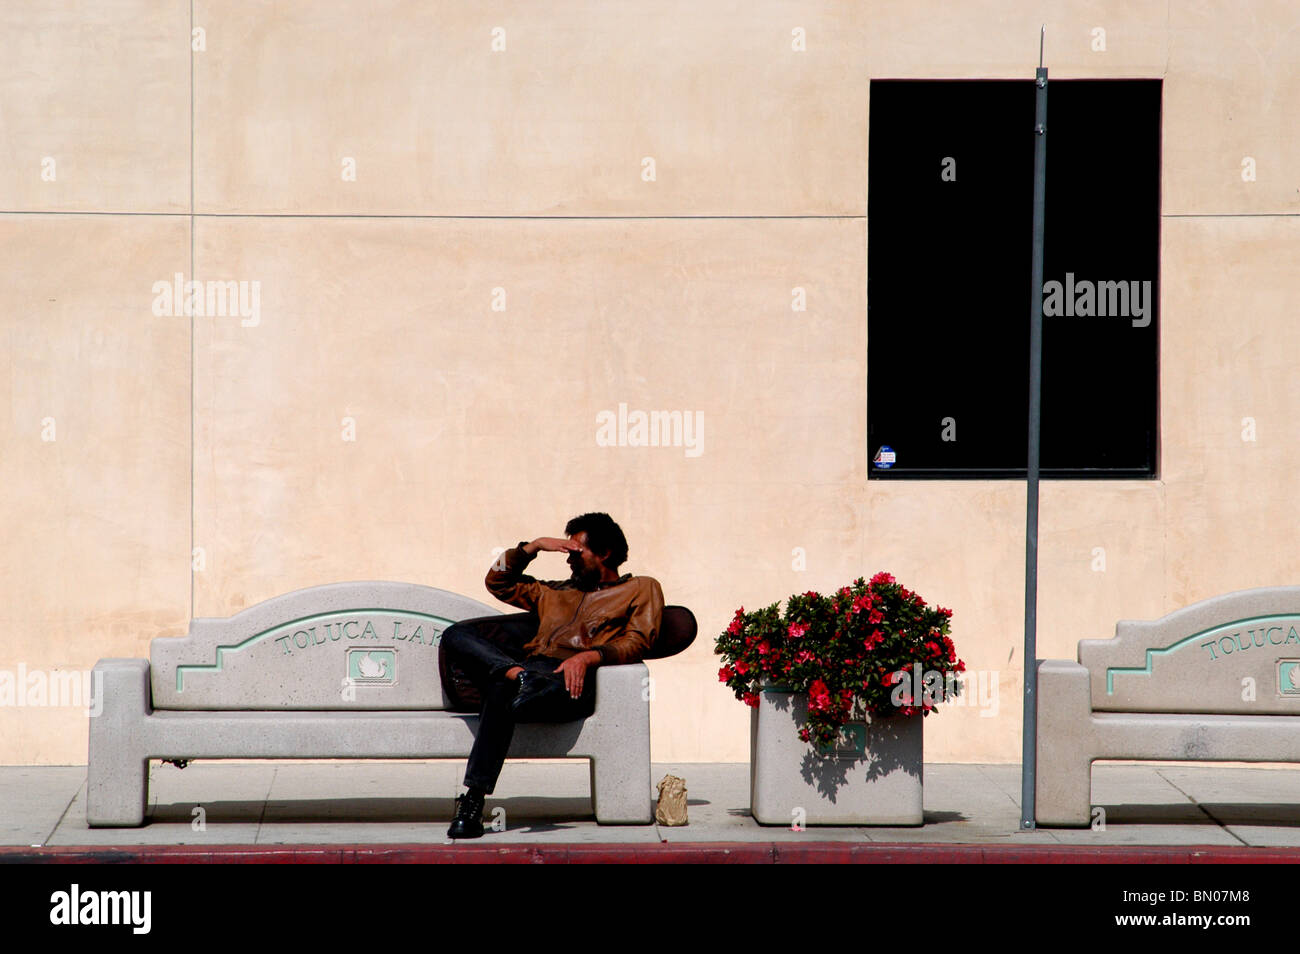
[{"xmin": 715, "ymin": 573, "xmax": 964, "ymax": 749}]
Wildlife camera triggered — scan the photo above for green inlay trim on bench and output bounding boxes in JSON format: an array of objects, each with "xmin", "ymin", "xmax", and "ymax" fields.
[
  {"xmin": 175, "ymin": 608, "xmax": 457, "ymax": 692},
  {"xmin": 1105, "ymin": 613, "xmax": 1300, "ymax": 694}
]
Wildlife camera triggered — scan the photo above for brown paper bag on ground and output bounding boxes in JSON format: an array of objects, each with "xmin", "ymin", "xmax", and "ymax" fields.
[{"xmin": 655, "ymin": 774, "xmax": 688, "ymax": 826}]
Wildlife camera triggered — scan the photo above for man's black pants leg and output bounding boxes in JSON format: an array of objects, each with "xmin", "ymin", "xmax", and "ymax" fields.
[
  {"xmin": 460, "ymin": 655, "xmax": 597, "ymax": 795},
  {"xmin": 440, "ymin": 615, "xmax": 535, "ymax": 684},
  {"xmin": 442, "ymin": 619, "xmax": 598, "ymax": 796}
]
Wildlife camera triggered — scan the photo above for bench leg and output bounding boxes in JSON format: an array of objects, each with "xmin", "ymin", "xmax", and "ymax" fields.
[
  {"xmin": 1035, "ymin": 659, "xmax": 1094, "ymax": 827},
  {"xmin": 87, "ymin": 660, "xmax": 151, "ymax": 827},
  {"xmin": 87, "ymin": 759, "xmax": 149, "ymax": 828},
  {"xmin": 1036, "ymin": 756, "xmax": 1093, "ymax": 827},
  {"xmin": 590, "ymin": 754, "xmax": 652, "ymax": 824}
]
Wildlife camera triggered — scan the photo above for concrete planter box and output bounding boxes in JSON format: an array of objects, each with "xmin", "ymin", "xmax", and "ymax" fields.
[{"xmin": 750, "ymin": 688, "xmax": 923, "ymax": 826}]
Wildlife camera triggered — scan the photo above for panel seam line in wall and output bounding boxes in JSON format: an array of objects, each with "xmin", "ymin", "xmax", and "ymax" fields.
[
  {"xmin": 0, "ymin": 211, "xmax": 868, "ymax": 220},
  {"xmin": 189, "ymin": 0, "xmax": 195, "ymax": 620}
]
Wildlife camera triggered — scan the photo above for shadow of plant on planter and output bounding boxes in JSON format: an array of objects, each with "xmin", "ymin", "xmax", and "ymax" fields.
[{"xmin": 761, "ymin": 690, "xmax": 923, "ymax": 802}]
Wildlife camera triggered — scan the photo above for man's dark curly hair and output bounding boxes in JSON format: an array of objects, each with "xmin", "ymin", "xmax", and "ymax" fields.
[{"xmin": 565, "ymin": 512, "xmax": 629, "ymax": 571}]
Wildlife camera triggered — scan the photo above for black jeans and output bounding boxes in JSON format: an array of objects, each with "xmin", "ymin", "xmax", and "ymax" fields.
[{"xmin": 441, "ymin": 617, "xmax": 597, "ymax": 795}]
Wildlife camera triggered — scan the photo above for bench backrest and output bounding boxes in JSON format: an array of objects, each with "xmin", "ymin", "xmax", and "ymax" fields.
[
  {"xmin": 150, "ymin": 582, "xmax": 500, "ymax": 710},
  {"xmin": 1078, "ymin": 586, "xmax": 1300, "ymax": 713}
]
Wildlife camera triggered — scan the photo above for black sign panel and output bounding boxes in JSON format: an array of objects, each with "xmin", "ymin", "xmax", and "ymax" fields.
[{"xmin": 867, "ymin": 79, "xmax": 1161, "ymax": 478}]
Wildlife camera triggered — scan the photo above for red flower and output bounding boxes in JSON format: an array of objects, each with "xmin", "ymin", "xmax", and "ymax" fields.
[
  {"xmin": 787, "ymin": 622, "xmax": 809, "ymax": 639},
  {"xmin": 734, "ymin": 659, "xmax": 750, "ymax": 675},
  {"xmin": 808, "ymin": 679, "xmax": 832, "ymax": 712},
  {"xmin": 742, "ymin": 691, "xmax": 760, "ymax": 708},
  {"xmin": 870, "ymin": 571, "xmax": 895, "ymax": 585},
  {"xmin": 718, "ymin": 665, "xmax": 734, "ymax": 682}
]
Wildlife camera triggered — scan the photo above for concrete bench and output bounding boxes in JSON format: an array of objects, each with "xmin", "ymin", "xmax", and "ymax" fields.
[
  {"xmin": 1036, "ymin": 585, "xmax": 1300, "ymax": 826},
  {"xmin": 87, "ymin": 581, "xmax": 696, "ymax": 828}
]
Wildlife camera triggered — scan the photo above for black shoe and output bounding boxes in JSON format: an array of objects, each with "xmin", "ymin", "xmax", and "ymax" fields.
[
  {"xmin": 512, "ymin": 669, "xmax": 567, "ymax": 714},
  {"xmin": 447, "ymin": 791, "xmax": 485, "ymax": 839}
]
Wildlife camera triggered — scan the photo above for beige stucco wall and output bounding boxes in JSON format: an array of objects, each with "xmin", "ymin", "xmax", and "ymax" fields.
[{"xmin": 3, "ymin": 1, "xmax": 1298, "ymax": 766}]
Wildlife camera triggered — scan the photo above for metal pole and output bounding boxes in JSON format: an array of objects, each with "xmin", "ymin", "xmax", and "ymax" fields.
[{"xmin": 1021, "ymin": 28, "xmax": 1048, "ymax": 831}]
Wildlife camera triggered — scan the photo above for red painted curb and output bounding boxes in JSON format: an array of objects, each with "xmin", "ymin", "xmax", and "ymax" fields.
[{"xmin": 2, "ymin": 842, "xmax": 1298, "ymax": 864}]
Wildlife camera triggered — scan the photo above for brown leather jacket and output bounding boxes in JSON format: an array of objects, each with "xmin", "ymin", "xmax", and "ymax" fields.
[{"xmin": 485, "ymin": 542, "xmax": 664, "ymax": 665}]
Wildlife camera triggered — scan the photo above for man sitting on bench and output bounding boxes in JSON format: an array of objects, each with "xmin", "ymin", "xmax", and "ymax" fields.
[{"xmin": 440, "ymin": 512, "xmax": 664, "ymax": 838}]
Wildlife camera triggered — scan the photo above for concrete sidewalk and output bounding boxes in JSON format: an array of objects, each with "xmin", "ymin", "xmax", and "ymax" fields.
[{"xmin": 5, "ymin": 761, "xmax": 1300, "ymax": 856}]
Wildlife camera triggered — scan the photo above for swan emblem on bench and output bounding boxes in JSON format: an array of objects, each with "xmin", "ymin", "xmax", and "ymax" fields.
[{"xmin": 356, "ymin": 652, "xmax": 391, "ymax": 679}]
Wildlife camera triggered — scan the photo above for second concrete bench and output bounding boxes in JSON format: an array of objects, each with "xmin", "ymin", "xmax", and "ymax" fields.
[{"xmin": 1036, "ymin": 585, "xmax": 1300, "ymax": 826}]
